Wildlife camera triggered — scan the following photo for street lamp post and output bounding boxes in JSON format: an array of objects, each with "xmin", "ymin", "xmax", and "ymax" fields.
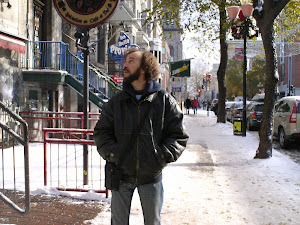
[{"xmin": 227, "ymin": 3, "xmax": 254, "ymax": 137}]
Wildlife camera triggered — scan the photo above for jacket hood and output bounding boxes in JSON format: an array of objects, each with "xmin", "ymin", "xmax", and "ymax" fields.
[{"xmin": 123, "ymin": 80, "xmax": 162, "ymax": 100}]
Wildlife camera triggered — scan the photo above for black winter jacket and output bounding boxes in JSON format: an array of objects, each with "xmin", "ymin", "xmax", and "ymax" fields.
[{"xmin": 93, "ymin": 80, "xmax": 189, "ymax": 185}]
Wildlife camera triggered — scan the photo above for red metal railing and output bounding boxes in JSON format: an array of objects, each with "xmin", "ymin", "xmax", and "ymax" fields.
[
  {"xmin": 19, "ymin": 111, "xmax": 100, "ymax": 142},
  {"xmin": 43, "ymin": 128, "xmax": 108, "ymax": 198}
]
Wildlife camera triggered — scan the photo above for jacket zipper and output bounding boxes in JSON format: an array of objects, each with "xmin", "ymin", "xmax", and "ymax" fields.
[
  {"xmin": 131, "ymin": 98, "xmax": 145, "ymax": 184},
  {"xmin": 136, "ymin": 104, "xmax": 140, "ymax": 184},
  {"xmin": 131, "ymin": 97, "xmax": 149, "ymax": 184}
]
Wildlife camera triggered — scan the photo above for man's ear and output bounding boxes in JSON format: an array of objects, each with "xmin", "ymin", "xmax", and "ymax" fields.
[
  {"xmin": 139, "ymin": 68, "xmax": 146, "ymax": 79},
  {"xmin": 140, "ymin": 68, "xmax": 146, "ymax": 76},
  {"xmin": 138, "ymin": 69, "xmax": 147, "ymax": 82}
]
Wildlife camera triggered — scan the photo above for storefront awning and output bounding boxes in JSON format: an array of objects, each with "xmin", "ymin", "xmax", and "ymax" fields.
[{"xmin": 0, "ymin": 33, "xmax": 25, "ymax": 54}]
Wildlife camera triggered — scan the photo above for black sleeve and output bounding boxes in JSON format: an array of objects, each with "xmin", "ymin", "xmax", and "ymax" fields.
[
  {"xmin": 93, "ymin": 99, "xmax": 118, "ymax": 162},
  {"xmin": 160, "ymin": 93, "xmax": 189, "ymax": 163}
]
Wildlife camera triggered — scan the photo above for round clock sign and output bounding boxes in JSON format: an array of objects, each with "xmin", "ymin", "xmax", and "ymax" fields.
[{"xmin": 53, "ymin": 0, "xmax": 119, "ymax": 27}]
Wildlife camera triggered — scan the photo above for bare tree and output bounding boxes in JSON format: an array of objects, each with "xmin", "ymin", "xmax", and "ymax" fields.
[{"xmin": 188, "ymin": 59, "xmax": 209, "ymax": 96}]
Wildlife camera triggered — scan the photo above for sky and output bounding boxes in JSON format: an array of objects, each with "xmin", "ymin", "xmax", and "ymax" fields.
[
  {"xmin": 182, "ymin": 30, "xmax": 220, "ymax": 76},
  {"xmin": 1, "ymin": 110, "xmax": 300, "ymax": 224},
  {"xmin": 183, "ymin": 33, "xmax": 219, "ymax": 62}
]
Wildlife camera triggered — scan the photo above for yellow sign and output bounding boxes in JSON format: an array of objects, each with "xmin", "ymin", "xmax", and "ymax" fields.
[
  {"xmin": 53, "ymin": 0, "xmax": 119, "ymax": 28},
  {"xmin": 170, "ymin": 60, "xmax": 190, "ymax": 77}
]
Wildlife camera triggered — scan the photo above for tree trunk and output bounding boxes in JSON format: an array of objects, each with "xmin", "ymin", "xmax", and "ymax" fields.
[
  {"xmin": 217, "ymin": 2, "xmax": 228, "ymax": 123},
  {"xmin": 252, "ymin": 0, "xmax": 290, "ymax": 158},
  {"xmin": 254, "ymin": 26, "xmax": 278, "ymax": 158}
]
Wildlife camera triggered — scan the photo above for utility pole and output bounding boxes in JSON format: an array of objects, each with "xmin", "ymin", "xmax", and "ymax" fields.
[
  {"xmin": 75, "ymin": 28, "xmax": 90, "ymax": 185},
  {"xmin": 82, "ymin": 28, "xmax": 89, "ymax": 185}
]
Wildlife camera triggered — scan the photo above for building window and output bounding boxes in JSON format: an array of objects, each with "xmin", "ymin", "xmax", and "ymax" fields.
[
  {"xmin": 169, "ymin": 46, "xmax": 174, "ymax": 59},
  {"xmin": 280, "ymin": 42, "xmax": 284, "ymax": 64},
  {"xmin": 154, "ymin": 51, "xmax": 158, "ymax": 59},
  {"xmin": 281, "ymin": 64, "xmax": 285, "ymax": 81},
  {"xmin": 165, "ymin": 12, "xmax": 170, "ymax": 25},
  {"xmin": 288, "ymin": 55, "xmax": 292, "ymax": 86},
  {"xmin": 29, "ymin": 90, "xmax": 38, "ymax": 100},
  {"xmin": 33, "ymin": 0, "xmax": 44, "ymax": 41},
  {"xmin": 159, "ymin": 51, "xmax": 162, "ymax": 64}
]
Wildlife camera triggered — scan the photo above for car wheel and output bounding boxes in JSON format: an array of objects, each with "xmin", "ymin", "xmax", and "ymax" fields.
[{"xmin": 279, "ymin": 128, "xmax": 288, "ymax": 149}]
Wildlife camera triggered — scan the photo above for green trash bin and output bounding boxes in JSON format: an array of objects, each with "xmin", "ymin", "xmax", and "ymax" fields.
[{"xmin": 233, "ymin": 117, "xmax": 242, "ymax": 135}]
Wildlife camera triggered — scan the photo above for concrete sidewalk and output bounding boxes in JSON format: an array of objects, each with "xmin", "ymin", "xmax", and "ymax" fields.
[{"xmin": 162, "ymin": 112, "xmax": 300, "ymax": 225}]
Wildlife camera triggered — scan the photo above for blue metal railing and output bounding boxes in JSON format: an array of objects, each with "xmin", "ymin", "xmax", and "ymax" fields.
[{"xmin": 22, "ymin": 41, "xmax": 122, "ymax": 100}]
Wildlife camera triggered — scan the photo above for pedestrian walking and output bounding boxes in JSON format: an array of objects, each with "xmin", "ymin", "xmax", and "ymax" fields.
[
  {"xmin": 212, "ymin": 101, "xmax": 218, "ymax": 116},
  {"xmin": 192, "ymin": 97, "xmax": 198, "ymax": 114},
  {"xmin": 93, "ymin": 48, "xmax": 189, "ymax": 225},
  {"xmin": 184, "ymin": 98, "xmax": 192, "ymax": 114}
]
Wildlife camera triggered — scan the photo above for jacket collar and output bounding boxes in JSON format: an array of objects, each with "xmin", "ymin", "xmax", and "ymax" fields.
[{"xmin": 122, "ymin": 80, "xmax": 161, "ymax": 102}]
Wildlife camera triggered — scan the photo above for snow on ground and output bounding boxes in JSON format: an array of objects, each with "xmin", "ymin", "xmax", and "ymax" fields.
[
  {"xmin": 1, "ymin": 142, "xmax": 109, "ymax": 202},
  {"xmin": 1, "ymin": 109, "xmax": 300, "ymax": 225}
]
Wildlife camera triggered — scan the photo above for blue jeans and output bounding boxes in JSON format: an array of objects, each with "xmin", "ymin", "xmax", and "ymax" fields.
[
  {"xmin": 193, "ymin": 106, "xmax": 197, "ymax": 114},
  {"xmin": 111, "ymin": 180, "xmax": 164, "ymax": 225}
]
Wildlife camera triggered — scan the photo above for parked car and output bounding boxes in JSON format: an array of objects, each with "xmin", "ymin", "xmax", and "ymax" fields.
[
  {"xmin": 227, "ymin": 101, "xmax": 252, "ymax": 123},
  {"xmin": 251, "ymin": 93, "xmax": 265, "ymax": 102},
  {"xmin": 225, "ymin": 101, "xmax": 236, "ymax": 121},
  {"xmin": 227, "ymin": 102, "xmax": 243, "ymax": 123},
  {"xmin": 273, "ymin": 96, "xmax": 300, "ymax": 149},
  {"xmin": 246, "ymin": 102, "xmax": 264, "ymax": 130}
]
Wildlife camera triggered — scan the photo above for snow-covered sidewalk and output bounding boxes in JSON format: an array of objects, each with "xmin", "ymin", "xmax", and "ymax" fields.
[{"xmin": 88, "ymin": 110, "xmax": 300, "ymax": 225}]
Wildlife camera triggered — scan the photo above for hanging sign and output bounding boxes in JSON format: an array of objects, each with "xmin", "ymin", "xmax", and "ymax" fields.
[
  {"xmin": 107, "ymin": 32, "xmax": 140, "ymax": 65},
  {"xmin": 170, "ymin": 60, "xmax": 190, "ymax": 77},
  {"xmin": 172, "ymin": 87, "xmax": 181, "ymax": 92},
  {"xmin": 235, "ymin": 48, "xmax": 244, "ymax": 59},
  {"xmin": 112, "ymin": 75, "xmax": 124, "ymax": 83},
  {"xmin": 53, "ymin": 0, "xmax": 118, "ymax": 28}
]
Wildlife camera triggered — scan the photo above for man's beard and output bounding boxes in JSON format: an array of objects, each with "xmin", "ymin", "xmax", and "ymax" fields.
[{"xmin": 123, "ymin": 68, "xmax": 141, "ymax": 83}]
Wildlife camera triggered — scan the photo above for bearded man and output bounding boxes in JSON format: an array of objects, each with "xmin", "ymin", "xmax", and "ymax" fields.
[{"xmin": 93, "ymin": 48, "xmax": 189, "ymax": 225}]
